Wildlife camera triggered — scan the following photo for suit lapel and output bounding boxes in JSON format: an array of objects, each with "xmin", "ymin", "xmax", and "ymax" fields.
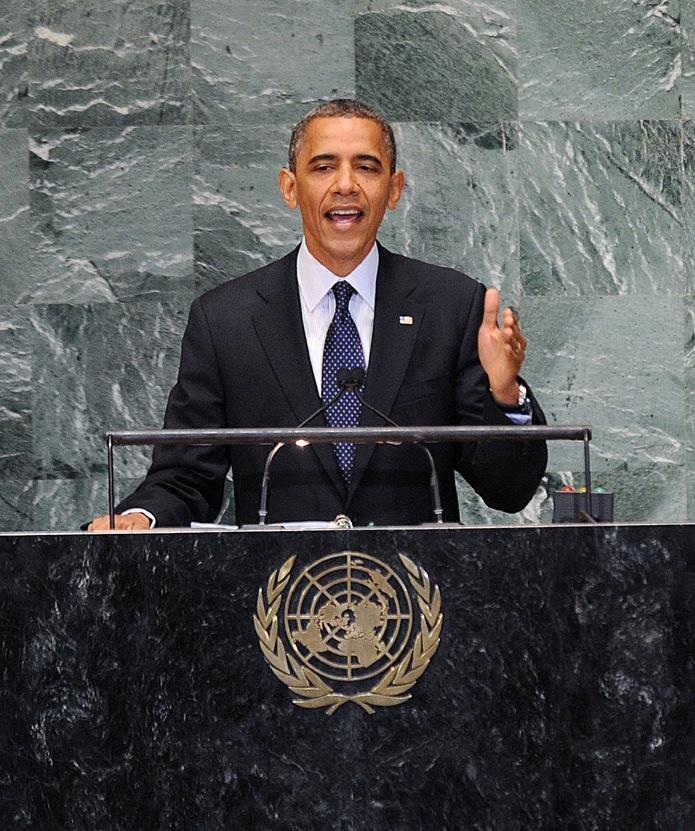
[
  {"xmin": 346, "ymin": 245, "xmax": 423, "ymax": 507},
  {"xmin": 251, "ymin": 248, "xmax": 346, "ymax": 499}
]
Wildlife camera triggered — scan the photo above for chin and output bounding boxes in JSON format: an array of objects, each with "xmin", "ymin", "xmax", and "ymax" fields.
[{"xmin": 333, "ymin": 243, "xmax": 366, "ymax": 264}]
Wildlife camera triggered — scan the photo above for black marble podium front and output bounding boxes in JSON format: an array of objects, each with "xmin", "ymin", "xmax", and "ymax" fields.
[{"xmin": 1, "ymin": 525, "xmax": 693, "ymax": 830}]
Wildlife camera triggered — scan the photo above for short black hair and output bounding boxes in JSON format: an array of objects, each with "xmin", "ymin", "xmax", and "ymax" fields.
[{"xmin": 288, "ymin": 99, "xmax": 397, "ymax": 174}]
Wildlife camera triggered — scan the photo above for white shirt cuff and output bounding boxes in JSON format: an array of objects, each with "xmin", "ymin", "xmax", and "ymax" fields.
[{"xmin": 121, "ymin": 508, "xmax": 156, "ymax": 528}]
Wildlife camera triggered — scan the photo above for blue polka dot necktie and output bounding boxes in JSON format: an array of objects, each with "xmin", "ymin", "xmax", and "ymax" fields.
[{"xmin": 321, "ymin": 281, "xmax": 365, "ymax": 484}]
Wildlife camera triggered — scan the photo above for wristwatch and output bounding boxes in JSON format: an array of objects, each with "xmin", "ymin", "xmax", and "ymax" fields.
[{"xmin": 496, "ymin": 382, "xmax": 532, "ymax": 415}]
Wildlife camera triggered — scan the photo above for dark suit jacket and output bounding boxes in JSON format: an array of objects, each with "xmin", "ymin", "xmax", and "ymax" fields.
[{"xmin": 116, "ymin": 244, "xmax": 547, "ymax": 526}]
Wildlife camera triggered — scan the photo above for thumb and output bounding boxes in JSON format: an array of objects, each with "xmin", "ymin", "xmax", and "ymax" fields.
[{"xmin": 482, "ymin": 288, "xmax": 500, "ymax": 329}]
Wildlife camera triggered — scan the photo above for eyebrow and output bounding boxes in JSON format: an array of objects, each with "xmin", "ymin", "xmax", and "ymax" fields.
[{"xmin": 306, "ymin": 153, "xmax": 384, "ymax": 168}]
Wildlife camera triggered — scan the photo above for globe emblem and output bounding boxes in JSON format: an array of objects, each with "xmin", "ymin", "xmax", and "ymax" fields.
[{"xmin": 284, "ymin": 552, "xmax": 413, "ymax": 682}]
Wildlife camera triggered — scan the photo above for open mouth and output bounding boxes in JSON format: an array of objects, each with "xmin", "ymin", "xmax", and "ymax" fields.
[{"xmin": 325, "ymin": 208, "xmax": 363, "ymax": 225}]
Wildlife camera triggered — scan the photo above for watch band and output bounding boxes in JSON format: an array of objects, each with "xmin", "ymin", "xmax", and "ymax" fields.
[{"xmin": 495, "ymin": 383, "xmax": 532, "ymax": 415}]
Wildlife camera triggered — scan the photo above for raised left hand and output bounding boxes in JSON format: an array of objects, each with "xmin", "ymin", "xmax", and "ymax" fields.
[{"xmin": 477, "ymin": 288, "xmax": 528, "ymax": 407}]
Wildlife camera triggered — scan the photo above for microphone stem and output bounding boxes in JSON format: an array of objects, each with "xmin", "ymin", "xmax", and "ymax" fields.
[
  {"xmin": 257, "ymin": 386, "xmax": 347, "ymax": 525},
  {"xmin": 258, "ymin": 442, "xmax": 284, "ymax": 525},
  {"xmin": 354, "ymin": 390, "xmax": 444, "ymax": 524},
  {"xmin": 297, "ymin": 387, "xmax": 344, "ymax": 429}
]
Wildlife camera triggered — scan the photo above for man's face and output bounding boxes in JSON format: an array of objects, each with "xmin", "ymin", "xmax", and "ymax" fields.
[{"xmin": 279, "ymin": 117, "xmax": 404, "ymax": 276}]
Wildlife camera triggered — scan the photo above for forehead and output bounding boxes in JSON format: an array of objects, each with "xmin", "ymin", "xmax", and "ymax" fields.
[{"xmin": 297, "ymin": 117, "xmax": 389, "ymax": 163}]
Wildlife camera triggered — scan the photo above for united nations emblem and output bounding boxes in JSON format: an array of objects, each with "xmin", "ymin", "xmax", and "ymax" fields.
[{"xmin": 254, "ymin": 551, "xmax": 443, "ymax": 715}]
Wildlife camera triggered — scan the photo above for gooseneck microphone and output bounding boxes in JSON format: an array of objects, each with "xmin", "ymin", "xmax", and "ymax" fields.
[
  {"xmin": 257, "ymin": 367, "xmax": 444, "ymax": 525},
  {"xmin": 345, "ymin": 368, "xmax": 444, "ymax": 524},
  {"xmin": 257, "ymin": 373, "xmax": 356, "ymax": 525}
]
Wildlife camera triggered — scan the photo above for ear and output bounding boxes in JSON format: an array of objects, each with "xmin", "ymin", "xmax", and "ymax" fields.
[
  {"xmin": 278, "ymin": 168, "xmax": 297, "ymax": 209},
  {"xmin": 387, "ymin": 169, "xmax": 405, "ymax": 210}
]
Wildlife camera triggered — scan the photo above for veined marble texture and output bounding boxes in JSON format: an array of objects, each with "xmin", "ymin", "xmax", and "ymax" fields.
[
  {"xmin": 681, "ymin": 120, "xmax": 695, "ymax": 294},
  {"xmin": 0, "ymin": 129, "xmax": 30, "ymax": 305},
  {"xmin": 523, "ymin": 296, "xmax": 686, "ymax": 471},
  {"xmin": 380, "ymin": 122, "xmax": 519, "ymax": 302},
  {"xmin": 520, "ymin": 121, "xmax": 683, "ymax": 295},
  {"xmin": 191, "ymin": 0, "xmax": 355, "ymax": 124},
  {"xmin": 683, "ymin": 0, "xmax": 695, "ymax": 115},
  {"xmin": 28, "ymin": 126, "xmax": 194, "ymax": 304},
  {"xmin": 30, "ymin": 301, "xmax": 189, "ymax": 482},
  {"xmin": 28, "ymin": 0, "xmax": 190, "ymax": 127},
  {"xmin": 0, "ymin": 308, "xmax": 33, "ymax": 481},
  {"xmin": 30, "ymin": 475, "xmax": 141, "ymax": 530},
  {"xmin": 459, "ymin": 297, "xmax": 690, "ymax": 526},
  {"xmin": 0, "ymin": 480, "xmax": 33, "ymax": 531},
  {"xmin": 0, "ymin": 3, "xmax": 30, "ymax": 128},
  {"xmin": 193, "ymin": 124, "xmax": 302, "ymax": 292},
  {"xmin": 356, "ymin": 1, "xmax": 517, "ymax": 120},
  {"xmin": 520, "ymin": 295, "xmax": 687, "ymax": 522},
  {"xmin": 0, "ymin": 1, "xmax": 694, "ymax": 530},
  {"xmin": 519, "ymin": 0, "xmax": 680, "ymax": 119},
  {"xmin": 686, "ymin": 299, "xmax": 695, "ymax": 517},
  {"xmin": 0, "ymin": 307, "xmax": 34, "ymax": 531}
]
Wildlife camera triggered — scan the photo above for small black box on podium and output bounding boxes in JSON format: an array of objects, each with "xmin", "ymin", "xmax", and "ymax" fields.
[{"xmin": 552, "ymin": 491, "xmax": 615, "ymax": 523}]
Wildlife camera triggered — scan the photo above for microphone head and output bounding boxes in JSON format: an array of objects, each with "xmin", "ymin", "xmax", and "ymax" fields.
[
  {"xmin": 337, "ymin": 367, "xmax": 365, "ymax": 389},
  {"xmin": 349, "ymin": 367, "xmax": 366, "ymax": 386},
  {"xmin": 336, "ymin": 368, "xmax": 352, "ymax": 387}
]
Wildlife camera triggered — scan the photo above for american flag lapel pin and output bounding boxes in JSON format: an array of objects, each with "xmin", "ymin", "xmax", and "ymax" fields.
[{"xmin": 399, "ymin": 315, "xmax": 414, "ymax": 325}]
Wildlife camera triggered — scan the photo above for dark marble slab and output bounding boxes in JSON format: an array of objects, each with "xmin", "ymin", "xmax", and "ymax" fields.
[
  {"xmin": 191, "ymin": 0, "xmax": 354, "ymax": 125},
  {"xmin": 356, "ymin": 4, "xmax": 516, "ymax": 121},
  {"xmin": 0, "ymin": 479, "xmax": 34, "ymax": 532},
  {"xmin": 0, "ymin": 477, "xmax": 148, "ymax": 535},
  {"xmin": 27, "ymin": 0, "xmax": 190, "ymax": 127},
  {"xmin": 30, "ymin": 301, "xmax": 188, "ymax": 480},
  {"xmin": 0, "ymin": 307, "xmax": 33, "ymax": 480},
  {"xmin": 0, "ymin": 524, "xmax": 693, "ymax": 829},
  {"xmin": 0, "ymin": 3, "xmax": 30, "ymax": 128},
  {"xmin": 682, "ymin": 121, "xmax": 695, "ymax": 296},
  {"xmin": 518, "ymin": 0, "xmax": 680, "ymax": 119},
  {"xmin": 30, "ymin": 476, "xmax": 145, "ymax": 533},
  {"xmin": 686, "ymin": 298, "xmax": 695, "ymax": 520},
  {"xmin": 28, "ymin": 126, "xmax": 194, "ymax": 304},
  {"xmin": 192, "ymin": 124, "xmax": 302, "ymax": 292},
  {"xmin": 520, "ymin": 121, "xmax": 682, "ymax": 296},
  {"xmin": 379, "ymin": 122, "xmax": 520, "ymax": 305},
  {"xmin": 684, "ymin": 0, "xmax": 695, "ymax": 117},
  {"xmin": 521, "ymin": 296, "xmax": 686, "ymax": 522},
  {"xmin": 0, "ymin": 129, "xmax": 30, "ymax": 305}
]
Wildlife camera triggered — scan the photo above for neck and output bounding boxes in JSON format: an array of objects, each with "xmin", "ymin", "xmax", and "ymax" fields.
[{"xmin": 303, "ymin": 238, "xmax": 376, "ymax": 277}]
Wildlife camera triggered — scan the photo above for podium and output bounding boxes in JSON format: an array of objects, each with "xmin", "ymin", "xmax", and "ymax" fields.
[{"xmin": 1, "ymin": 524, "xmax": 693, "ymax": 829}]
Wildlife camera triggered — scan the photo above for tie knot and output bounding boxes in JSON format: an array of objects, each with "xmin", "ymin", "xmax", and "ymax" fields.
[{"xmin": 332, "ymin": 281, "xmax": 355, "ymax": 315}]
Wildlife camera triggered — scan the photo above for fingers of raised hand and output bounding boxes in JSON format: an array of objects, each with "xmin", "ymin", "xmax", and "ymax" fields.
[
  {"xmin": 482, "ymin": 288, "xmax": 501, "ymax": 329},
  {"xmin": 501, "ymin": 308, "xmax": 528, "ymax": 362}
]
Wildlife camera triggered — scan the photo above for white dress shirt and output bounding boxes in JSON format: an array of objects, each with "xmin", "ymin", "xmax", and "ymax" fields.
[{"xmin": 296, "ymin": 238, "xmax": 377, "ymax": 395}]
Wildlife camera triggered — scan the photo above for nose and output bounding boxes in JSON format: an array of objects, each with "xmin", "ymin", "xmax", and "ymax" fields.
[{"xmin": 332, "ymin": 162, "xmax": 358, "ymax": 195}]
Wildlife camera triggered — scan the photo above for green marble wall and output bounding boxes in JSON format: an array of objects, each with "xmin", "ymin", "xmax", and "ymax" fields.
[{"xmin": 0, "ymin": 0, "xmax": 692, "ymax": 530}]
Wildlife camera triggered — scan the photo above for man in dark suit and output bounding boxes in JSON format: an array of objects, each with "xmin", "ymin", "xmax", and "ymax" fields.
[{"xmin": 89, "ymin": 99, "xmax": 546, "ymax": 530}]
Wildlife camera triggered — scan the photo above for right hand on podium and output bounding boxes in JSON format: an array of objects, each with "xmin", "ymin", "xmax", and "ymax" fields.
[{"xmin": 88, "ymin": 512, "xmax": 151, "ymax": 531}]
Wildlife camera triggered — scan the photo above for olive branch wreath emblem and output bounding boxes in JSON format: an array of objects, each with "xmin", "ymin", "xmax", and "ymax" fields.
[{"xmin": 253, "ymin": 553, "xmax": 443, "ymax": 715}]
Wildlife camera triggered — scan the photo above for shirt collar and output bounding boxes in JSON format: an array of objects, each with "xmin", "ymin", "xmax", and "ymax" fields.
[{"xmin": 296, "ymin": 238, "xmax": 378, "ymax": 312}]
